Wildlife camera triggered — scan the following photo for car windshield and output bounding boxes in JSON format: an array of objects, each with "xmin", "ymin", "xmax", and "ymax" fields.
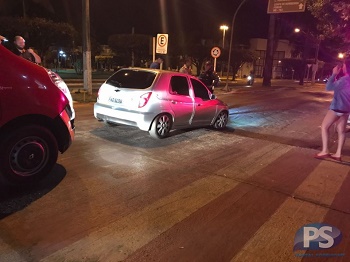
[{"xmin": 106, "ymin": 69, "xmax": 156, "ymax": 89}]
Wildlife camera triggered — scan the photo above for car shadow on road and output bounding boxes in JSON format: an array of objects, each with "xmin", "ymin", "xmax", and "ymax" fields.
[
  {"xmin": 91, "ymin": 125, "xmax": 217, "ymax": 148},
  {"xmin": 0, "ymin": 164, "xmax": 67, "ymax": 220}
]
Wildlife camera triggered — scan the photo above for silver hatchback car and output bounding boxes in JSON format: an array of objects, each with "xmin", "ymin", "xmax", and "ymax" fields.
[{"xmin": 94, "ymin": 68, "xmax": 229, "ymax": 138}]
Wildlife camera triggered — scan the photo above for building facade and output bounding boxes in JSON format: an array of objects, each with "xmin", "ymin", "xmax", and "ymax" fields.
[{"xmin": 240, "ymin": 38, "xmax": 293, "ymax": 78}]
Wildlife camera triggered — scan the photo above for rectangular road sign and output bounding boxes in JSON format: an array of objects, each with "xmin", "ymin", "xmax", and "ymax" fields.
[
  {"xmin": 267, "ymin": 0, "xmax": 306, "ymax": 14},
  {"xmin": 156, "ymin": 34, "xmax": 168, "ymax": 54}
]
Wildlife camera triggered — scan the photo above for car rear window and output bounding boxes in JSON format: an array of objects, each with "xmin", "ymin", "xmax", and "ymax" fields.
[{"xmin": 106, "ymin": 69, "xmax": 156, "ymax": 89}]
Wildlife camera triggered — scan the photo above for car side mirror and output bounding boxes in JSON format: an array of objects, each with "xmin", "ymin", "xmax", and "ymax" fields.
[{"xmin": 210, "ymin": 94, "xmax": 216, "ymax": 100}]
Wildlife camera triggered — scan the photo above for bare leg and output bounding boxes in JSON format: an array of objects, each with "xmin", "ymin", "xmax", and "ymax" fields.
[
  {"xmin": 317, "ymin": 110, "xmax": 339, "ymax": 156},
  {"xmin": 333, "ymin": 114, "xmax": 348, "ymax": 158}
]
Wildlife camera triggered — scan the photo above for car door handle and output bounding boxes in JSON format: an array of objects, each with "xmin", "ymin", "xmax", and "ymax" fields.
[
  {"xmin": 197, "ymin": 104, "xmax": 202, "ymax": 106},
  {"xmin": 171, "ymin": 100, "xmax": 177, "ymax": 104}
]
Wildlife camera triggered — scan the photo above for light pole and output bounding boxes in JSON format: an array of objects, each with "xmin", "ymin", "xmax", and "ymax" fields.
[
  {"xmin": 294, "ymin": 27, "xmax": 310, "ymax": 85},
  {"xmin": 224, "ymin": 0, "xmax": 248, "ymax": 91},
  {"xmin": 295, "ymin": 28, "xmax": 324, "ymax": 84},
  {"xmin": 311, "ymin": 35, "xmax": 324, "ymax": 84},
  {"xmin": 58, "ymin": 50, "xmax": 64, "ymax": 71},
  {"xmin": 220, "ymin": 25, "xmax": 228, "ymax": 77},
  {"xmin": 220, "ymin": 25, "xmax": 228, "ymax": 49}
]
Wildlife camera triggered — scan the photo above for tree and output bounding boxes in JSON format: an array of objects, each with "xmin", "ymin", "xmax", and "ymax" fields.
[
  {"xmin": 108, "ymin": 34, "xmax": 151, "ymax": 67},
  {"xmin": 0, "ymin": 17, "xmax": 78, "ymax": 65},
  {"xmin": 230, "ymin": 49, "xmax": 257, "ymax": 80},
  {"xmin": 307, "ymin": 0, "xmax": 350, "ymax": 43}
]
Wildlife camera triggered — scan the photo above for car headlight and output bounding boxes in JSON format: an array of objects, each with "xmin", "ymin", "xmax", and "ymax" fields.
[{"xmin": 47, "ymin": 69, "xmax": 75, "ymax": 119}]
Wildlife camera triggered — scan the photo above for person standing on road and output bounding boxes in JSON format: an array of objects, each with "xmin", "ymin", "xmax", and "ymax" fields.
[
  {"xmin": 198, "ymin": 61, "xmax": 220, "ymax": 93},
  {"xmin": 12, "ymin": 36, "xmax": 41, "ymax": 64},
  {"xmin": 315, "ymin": 59, "xmax": 350, "ymax": 162},
  {"xmin": 179, "ymin": 58, "xmax": 192, "ymax": 75},
  {"xmin": 150, "ymin": 57, "xmax": 163, "ymax": 69}
]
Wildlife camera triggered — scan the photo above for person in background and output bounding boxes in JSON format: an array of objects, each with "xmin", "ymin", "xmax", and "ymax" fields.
[
  {"xmin": 150, "ymin": 57, "xmax": 163, "ymax": 69},
  {"xmin": 179, "ymin": 58, "xmax": 192, "ymax": 75},
  {"xmin": 315, "ymin": 59, "xmax": 350, "ymax": 162},
  {"xmin": 12, "ymin": 35, "xmax": 41, "ymax": 64},
  {"xmin": 198, "ymin": 61, "xmax": 220, "ymax": 93}
]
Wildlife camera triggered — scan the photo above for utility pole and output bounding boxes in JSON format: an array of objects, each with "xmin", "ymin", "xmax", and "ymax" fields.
[
  {"xmin": 82, "ymin": 0, "xmax": 92, "ymax": 95},
  {"xmin": 262, "ymin": 14, "xmax": 276, "ymax": 87},
  {"xmin": 299, "ymin": 29, "xmax": 310, "ymax": 86},
  {"xmin": 223, "ymin": 0, "xmax": 248, "ymax": 91}
]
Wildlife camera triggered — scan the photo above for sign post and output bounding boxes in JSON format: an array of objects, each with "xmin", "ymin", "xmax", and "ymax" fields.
[
  {"xmin": 267, "ymin": 0, "xmax": 306, "ymax": 14},
  {"xmin": 210, "ymin": 47, "xmax": 221, "ymax": 72}
]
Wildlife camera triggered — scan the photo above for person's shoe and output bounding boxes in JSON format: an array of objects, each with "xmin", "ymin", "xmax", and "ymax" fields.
[
  {"xmin": 314, "ymin": 153, "xmax": 331, "ymax": 160},
  {"xmin": 330, "ymin": 155, "xmax": 342, "ymax": 162}
]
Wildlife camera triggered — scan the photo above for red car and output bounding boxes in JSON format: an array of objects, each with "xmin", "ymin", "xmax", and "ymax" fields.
[{"xmin": 0, "ymin": 44, "xmax": 75, "ymax": 185}]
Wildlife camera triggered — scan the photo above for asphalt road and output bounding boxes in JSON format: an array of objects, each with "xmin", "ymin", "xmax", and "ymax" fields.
[{"xmin": 1, "ymin": 83, "xmax": 350, "ymax": 261}]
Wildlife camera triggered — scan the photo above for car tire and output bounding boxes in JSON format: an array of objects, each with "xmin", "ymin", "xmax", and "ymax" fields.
[
  {"xmin": 0, "ymin": 125, "xmax": 58, "ymax": 185},
  {"xmin": 149, "ymin": 114, "xmax": 172, "ymax": 139},
  {"xmin": 213, "ymin": 111, "xmax": 228, "ymax": 129}
]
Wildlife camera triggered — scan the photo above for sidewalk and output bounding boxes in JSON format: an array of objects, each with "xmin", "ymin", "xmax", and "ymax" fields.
[{"xmin": 53, "ymin": 68, "xmax": 114, "ymax": 80}]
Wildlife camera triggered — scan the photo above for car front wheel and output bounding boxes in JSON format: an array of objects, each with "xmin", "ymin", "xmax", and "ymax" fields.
[
  {"xmin": 213, "ymin": 111, "xmax": 228, "ymax": 129},
  {"xmin": 0, "ymin": 125, "xmax": 58, "ymax": 185},
  {"xmin": 149, "ymin": 114, "xmax": 172, "ymax": 139}
]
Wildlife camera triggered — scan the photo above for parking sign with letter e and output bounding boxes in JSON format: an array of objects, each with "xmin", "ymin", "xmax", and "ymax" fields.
[{"xmin": 156, "ymin": 34, "xmax": 168, "ymax": 54}]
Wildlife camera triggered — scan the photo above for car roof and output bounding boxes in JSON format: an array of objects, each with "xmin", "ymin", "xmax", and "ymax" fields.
[{"xmin": 118, "ymin": 67, "xmax": 197, "ymax": 79}]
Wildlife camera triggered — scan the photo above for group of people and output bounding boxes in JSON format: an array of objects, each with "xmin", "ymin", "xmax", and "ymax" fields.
[
  {"xmin": 0, "ymin": 35, "xmax": 41, "ymax": 64},
  {"xmin": 150, "ymin": 57, "xmax": 219, "ymax": 93}
]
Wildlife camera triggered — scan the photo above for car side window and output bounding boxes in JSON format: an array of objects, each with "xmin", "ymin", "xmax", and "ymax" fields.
[
  {"xmin": 170, "ymin": 76, "xmax": 189, "ymax": 96},
  {"xmin": 191, "ymin": 79, "xmax": 210, "ymax": 100}
]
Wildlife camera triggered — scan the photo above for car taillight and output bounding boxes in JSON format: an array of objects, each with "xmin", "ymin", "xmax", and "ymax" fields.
[{"xmin": 138, "ymin": 92, "xmax": 152, "ymax": 108}]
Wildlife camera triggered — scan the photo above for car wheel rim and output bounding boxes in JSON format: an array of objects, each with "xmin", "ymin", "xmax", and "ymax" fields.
[
  {"xmin": 156, "ymin": 115, "xmax": 171, "ymax": 136},
  {"xmin": 216, "ymin": 112, "xmax": 228, "ymax": 128},
  {"xmin": 9, "ymin": 136, "xmax": 49, "ymax": 177}
]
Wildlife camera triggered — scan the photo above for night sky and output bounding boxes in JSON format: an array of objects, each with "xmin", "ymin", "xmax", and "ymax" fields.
[
  {"xmin": 89, "ymin": 0, "xmax": 271, "ymax": 44},
  {"xmin": 2, "ymin": 0, "xmax": 314, "ymax": 45}
]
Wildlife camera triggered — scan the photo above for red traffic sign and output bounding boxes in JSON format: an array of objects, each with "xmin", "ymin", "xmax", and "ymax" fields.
[{"xmin": 211, "ymin": 47, "xmax": 221, "ymax": 58}]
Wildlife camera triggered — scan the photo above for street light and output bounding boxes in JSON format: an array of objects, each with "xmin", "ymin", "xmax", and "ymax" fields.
[
  {"xmin": 338, "ymin": 53, "xmax": 345, "ymax": 59},
  {"xmin": 294, "ymin": 28, "xmax": 323, "ymax": 85},
  {"xmin": 224, "ymin": 0, "xmax": 248, "ymax": 91},
  {"xmin": 220, "ymin": 25, "xmax": 228, "ymax": 77},
  {"xmin": 294, "ymin": 28, "xmax": 324, "ymax": 85},
  {"xmin": 220, "ymin": 25, "xmax": 228, "ymax": 49}
]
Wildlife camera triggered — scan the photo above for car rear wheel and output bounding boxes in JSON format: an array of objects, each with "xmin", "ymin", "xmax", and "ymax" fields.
[
  {"xmin": 0, "ymin": 125, "xmax": 58, "ymax": 185},
  {"xmin": 213, "ymin": 111, "xmax": 228, "ymax": 129},
  {"xmin": 149, "ymin": 114, "xmax": 172, "ymax": 139}
]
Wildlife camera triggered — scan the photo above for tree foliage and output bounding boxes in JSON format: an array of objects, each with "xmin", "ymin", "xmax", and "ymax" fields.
[
  {"xmin": 307, "ymin": 0, "xmax": 350, "ymax": 43},
  {"xmin": 108, "ymin": 34, "xmax": 151, "ymax": 66},
  {"xmin": 230, "ymin": 49, "xmax": 257, "ymax": 80},
  {"xmin": 0, "ymin": 16, "xmax": 78, "ymax": 53}
]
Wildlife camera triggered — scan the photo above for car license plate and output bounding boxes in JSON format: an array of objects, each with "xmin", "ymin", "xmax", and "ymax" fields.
[{"xmin": 108, "ymin": 97, "xmax": 122, "ymax": 104}]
